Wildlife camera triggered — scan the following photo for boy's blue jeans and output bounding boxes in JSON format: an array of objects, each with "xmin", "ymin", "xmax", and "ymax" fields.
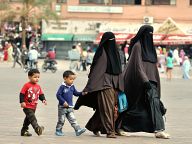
[{"xmin": 56, "ymin": 105, "xmax": 80, "ymax": 131}]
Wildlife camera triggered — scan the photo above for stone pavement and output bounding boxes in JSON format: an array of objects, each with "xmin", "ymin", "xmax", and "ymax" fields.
[{"xmin": 0, "ymin": 60, "xmax": 192, "ymax": 144}]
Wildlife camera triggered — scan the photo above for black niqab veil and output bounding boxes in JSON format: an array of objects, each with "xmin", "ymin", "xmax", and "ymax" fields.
[
  {"xmin": 89, "ymin": 32, "xmax": 122, "ymax": 77},
  {"xmin": 129, "ymin": 25, "xmax": 157, "ymax": 63}
]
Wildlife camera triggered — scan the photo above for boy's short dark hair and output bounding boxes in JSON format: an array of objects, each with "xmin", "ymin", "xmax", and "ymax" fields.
[
  {"xmin": 63, "ymin": 70, "xmax": 75, "ymax": 78},
  {"xmin": 28, "ymin": 69, "xmax": 40, "ymax": 76}
]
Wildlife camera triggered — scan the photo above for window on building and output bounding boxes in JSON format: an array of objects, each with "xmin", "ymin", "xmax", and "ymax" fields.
[
  {"xmin": 112, "ymin": 0, "xmax": 141, "ymax": 5},
  {"xmin": 146, "ymin": 0, "xmax": 176, "ymax": 5},
  {"xmin": 190, "ymin": 0, "xmax": 192, "ymax": 5},
  {"xmin": 79, "ymin": 0, "xmax": 105, "ymax": 4},
  {"xmin": 57, "ymin": 0, "xmax": 67, "ymax": 3}
]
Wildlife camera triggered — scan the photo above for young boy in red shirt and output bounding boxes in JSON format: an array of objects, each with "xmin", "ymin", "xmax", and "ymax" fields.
[{"xmin": 20, "ymin": 69, "xmax": 47, "ymax": 136}]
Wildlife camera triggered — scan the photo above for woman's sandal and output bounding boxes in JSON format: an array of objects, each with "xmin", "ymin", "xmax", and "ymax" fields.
[
  {"xmin": 155, "ymin": 131, "xmax": 171, "ymax": 139},
  {"xmin": 116, "ymin": 129, "xmax": 130, "ymax": 136}
]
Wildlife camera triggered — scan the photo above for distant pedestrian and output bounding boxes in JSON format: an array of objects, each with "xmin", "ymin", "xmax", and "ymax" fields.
[
  {"xmin": 182, "ymin": 56, "xmax": 191, "ymax": 79},
  {"xmin": 12, "ymin": 43, "xmax": 22, "ymax": 68},
  {"xmin": 55, "ymin": 70, "xmax": 86, "ymax": 136},
  {"xmin": 19, "ymin": 69, "xmax": 47, "ymax": 136},
  {"xmin": 68, "ymin": 45, "xmax": 80, "ymax": 72},
  {"xmin": 166, "ymin": 52, "xmax": 174, "ymax": 80},
  {"xmin": 180, "ymin": 49, "xmax": 185, "ymax": 65},
  {"xmin": 118, "ymin": 44, "xmax": 126, "ymax": 70},
  {"xmin": 28, "ymin": 47, "xmax": 38, "ymax": 69}
]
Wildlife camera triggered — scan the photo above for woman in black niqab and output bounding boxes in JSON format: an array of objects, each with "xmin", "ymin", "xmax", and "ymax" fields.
[
  {"xmin": 116, "ymin": 25, "xmax": 170, "ymax": 139},
  {"xmin": 129, "ymin": 25, "xmax": 157, "ymax": 63},
  {"xmin": 90, "ymin": 32, "xmax": 122, "ymax": 77},
  {"xmin": 74, "ymin": 32, "xmax": 124, "ymax": 138}
]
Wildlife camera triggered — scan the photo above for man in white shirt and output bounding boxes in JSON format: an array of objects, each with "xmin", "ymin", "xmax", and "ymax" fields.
[{"xmin": 28, "ymin": 47, "xmax": 39, "ymax": 69}]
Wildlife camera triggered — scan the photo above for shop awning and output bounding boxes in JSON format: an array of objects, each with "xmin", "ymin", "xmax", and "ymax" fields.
[
  {"xmin": 73, "ymin": 34, "xmax": 97, "ymax": 41},
  {"xmin": 41, "ymin": 34, "xmax": 74, "ymax": 41},
  {"xmin": 158, "ymin": 34, "xmax": 192, "ymax": 45},
  {"xmin": 95, "ymin": 33, "xmax": 131, "ymax": 44},
  {"xmin": 126, "ymin": 34, "xmax": 166, "ymax": 45}
]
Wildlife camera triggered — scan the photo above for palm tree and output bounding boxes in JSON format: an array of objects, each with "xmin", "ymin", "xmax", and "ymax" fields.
[
  {"xmin": 1, "ymin": 0, "xmax": 58, "ymax": 48},
  {"xmin": 0, "ymin": 1, "xmax": 10, "ymax": 34}
]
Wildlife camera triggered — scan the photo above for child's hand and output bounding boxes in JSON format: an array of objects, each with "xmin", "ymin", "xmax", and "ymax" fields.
[
  {"xmin": 20, "ymin": 102, "xmax": 26, "ymax": 108},
  {"xmin": 42, "ymin": 100, "xmax": 47, "ymax": 105},
  {"xmin": 82, "ymin": 92, "xmax": 88, "ymax": 95},
  {"xmin": 63, "ymin": 101, "xmax": 69, "ymax": 108}
]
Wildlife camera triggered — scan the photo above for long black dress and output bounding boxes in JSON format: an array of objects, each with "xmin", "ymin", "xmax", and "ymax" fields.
[{"xmin": 116, "ymin": 25, "xmax": 164, "ymax": 133}]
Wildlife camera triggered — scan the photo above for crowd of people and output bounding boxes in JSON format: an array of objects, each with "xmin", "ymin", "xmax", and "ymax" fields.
[{"xmin": 156, "ymin": 46, "xmax": 191, "ymax": 80}]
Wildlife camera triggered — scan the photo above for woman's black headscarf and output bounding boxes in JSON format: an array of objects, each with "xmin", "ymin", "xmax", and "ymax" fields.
[
  {"xmin": 89, "ymin": 32, "xmax": 122, "ymax": 77},
  {"xmin": 129, "ymin": 25, "xmax": 157, "ymax": 63}
]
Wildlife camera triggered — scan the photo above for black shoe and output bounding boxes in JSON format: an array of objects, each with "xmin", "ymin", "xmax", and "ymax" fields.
[
  {"xmin": 35, "ymin": 126, "xmax": 44, "ymax": 136},
  {"xmin": 21, "ymin": 131, "xmax": 32, "ymax": 137}
]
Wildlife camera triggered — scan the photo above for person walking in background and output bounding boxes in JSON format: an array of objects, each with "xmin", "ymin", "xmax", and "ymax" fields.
[
  {"xmin": 173, "ymin": 47, "xmax": 180, "ymax": 66},
  {"xmin": 179, "ymin": 49, "xmax": 185, "ymax": 65},
  {"xmin": 81, "ymin": 48, "xmax": 88, "ymax": 71},
  {"xmin": 12, "ymin": 43, "xmax": 22, "ymax": 68},
  {"xmin": 158, "ymin": 50, "xmax": 166, "ymax": 73},
  {"xmin": 86, "ymin": 48, "xmax": 94, "ymax": 72},
  {"xmin": 74, "ymin": 32, "xmax": 124, "ymax": 138},
  {"xmin": 55, "ymin": 70, "xmax": 86, "ymax": 136},
  {"xmin": 3, "ymin": 42, "xmax": 8, "ymax": 61},
  {"xmin": 28, "ymin": 46, "xmax": 39, "ymax": 69},
  {"xmin": 19, "ymin": 69, "xmax": 47, "ymax": 136},
  {"xmin": 166, "ymin": 52, "xmax": 174, "ymax": 80},
  {"xmin": 182, "ymin": 56, "xmax": 191, "ymax": 79},
  {"xmin": 7, "ymin": 42, "xmax": 13, "ymax": 62},
  {"xmin": 21, "ymin": 45, "xmax": 29, "ymax": 68},
  {"xmin": 116, "ymin": 25, "xmax": 170, "ymax": 139},
  {"xmin": 68, "ymin": 45, "xmax": 81, "ymax": 72},
  {"xmin": 118, "ymin": 44, "xmax": 126, "ymax": 70}
]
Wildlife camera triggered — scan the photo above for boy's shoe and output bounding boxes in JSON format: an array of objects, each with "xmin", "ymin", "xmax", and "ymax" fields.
[
  {"xmin": 75, "ymin": 128, "xmax": 86, "ymax": 136},
  {"xmin": 35, "ymin": 126, "xmax": 44, "ymax": 136},
  {"xmin": 55, "ymin": 130, "xmax": 64, "ymax": 136},
  {"xmin": 21, "ymin": 131, "xmax": 32, "ymax": 137}
]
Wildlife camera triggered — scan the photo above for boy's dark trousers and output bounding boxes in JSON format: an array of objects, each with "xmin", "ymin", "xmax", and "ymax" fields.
[{"xmin": 21, "ymin": 108, "xmax": 39, "ymax": 133}]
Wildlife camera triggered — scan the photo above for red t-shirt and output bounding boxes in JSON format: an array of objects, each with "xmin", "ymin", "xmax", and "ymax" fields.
[
  {"xmin": 47, "ymin": 51, "xmax": 56, "ymax": 59},
  {"xmin": 20, "ymin": 82, "xmax": 44, "ymax": 109}
]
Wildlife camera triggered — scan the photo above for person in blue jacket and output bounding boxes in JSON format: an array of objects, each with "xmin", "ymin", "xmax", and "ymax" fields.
[{"xmin": 55, "ymin": 70, "xmax": 86, "ymax": 136}]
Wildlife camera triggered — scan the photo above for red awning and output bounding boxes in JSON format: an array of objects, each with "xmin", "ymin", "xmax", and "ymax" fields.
[
  {"xmin": 159, "ymin": 35, "xmax": 192, "ymax": 45},
  {"xmin": 95, "ymin": 33, "xmax": 132, "ymax": 44},
  {"xmin": 95, "ymin": 33, "xmax": 192, "ymax": 45}
]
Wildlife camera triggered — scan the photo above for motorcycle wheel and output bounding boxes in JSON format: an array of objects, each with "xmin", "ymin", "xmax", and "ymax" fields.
[
  {"xmin": 42, "ymin": 64, "xmax": 47, "ymax": 72},
  {"xmin": 51, "ymin": 67, "xmax": 57, "ymax": 73}
]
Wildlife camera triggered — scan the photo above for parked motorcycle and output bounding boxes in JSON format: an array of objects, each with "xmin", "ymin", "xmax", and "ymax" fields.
[{"xmin": 42, "ymin": 59, "xmax": 57, "ymax": 73}]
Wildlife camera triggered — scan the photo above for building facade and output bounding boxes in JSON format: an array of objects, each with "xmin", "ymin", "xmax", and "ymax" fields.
[{"xmin": 5, "ymin": 0, "xmax": 192, "ymax": 59}]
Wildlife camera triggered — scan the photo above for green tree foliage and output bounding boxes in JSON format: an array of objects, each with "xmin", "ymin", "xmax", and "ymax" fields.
[{"xmin": 0, "ymin": 0, "xmax": 59, "ymax": 47}]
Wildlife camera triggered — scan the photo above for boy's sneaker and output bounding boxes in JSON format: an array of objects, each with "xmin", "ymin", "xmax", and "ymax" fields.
[
  {"xmin": 55, "ymin": 130, "xmax": 64, "ymax": 136},
  {"xmin": 35, "ymin": 126, "xmax": 44, "ymax": 136},
  {"xmin": 21, "ymin": 131, "xmax": 32, "ymax": 137},
  {"xmin": 75, "ymin": 128, "xmax": 86, "ymax": 136}
]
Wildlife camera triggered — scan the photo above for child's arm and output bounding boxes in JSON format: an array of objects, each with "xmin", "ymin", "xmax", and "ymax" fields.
[
  {"xmin": 73, "ymin": 86, "xmax": 84, "ymax": 97},
  {"xmin": 20, "ymin": 93, "xmax": 26, "ymax": 108},
  {"xmin": 56, "ymin": 85, "xmax": 67, "ymax": 105},
  {"xmin": 39, "ymin": 94, "xmax": 47, "ymax": 105}
]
